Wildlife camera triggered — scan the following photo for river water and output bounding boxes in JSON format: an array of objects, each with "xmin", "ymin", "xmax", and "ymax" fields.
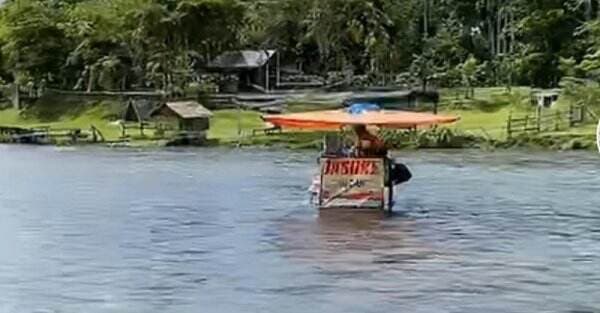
[{"xmin": 0, "ymin": 145, "xmax": 599, "ymax": 313}]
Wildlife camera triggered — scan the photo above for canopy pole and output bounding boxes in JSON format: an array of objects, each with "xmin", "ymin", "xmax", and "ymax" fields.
[
  {"xmin": 235, "ymin": 98, "xmax": 242, "ymax": 147},
  {"xmin": 276, "ymin": 51, "xmax": 280, "ymax": 87},
  {"xmin": 265, "ymin": 61, "xmax": 270, "ymax": 92}
]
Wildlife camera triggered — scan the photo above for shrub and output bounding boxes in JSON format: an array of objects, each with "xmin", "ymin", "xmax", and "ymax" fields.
[{"xmin": 380, "ymin": 128, "xmax": 484, "ymax": 149}]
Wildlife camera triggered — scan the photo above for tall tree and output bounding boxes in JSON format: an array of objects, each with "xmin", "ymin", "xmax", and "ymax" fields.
[{"xmin": 0, "ymin": 0, "xmax": 70, "ymax": 84}]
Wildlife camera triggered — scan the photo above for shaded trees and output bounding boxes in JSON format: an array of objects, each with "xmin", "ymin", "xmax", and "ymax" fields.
[
  {"xmin": 0, "ymin": 0, "xmax": 599, "ymax": 90},
  {"xmin": 0, "ymin": 0, "xmax": 69, "ymax": 85}
]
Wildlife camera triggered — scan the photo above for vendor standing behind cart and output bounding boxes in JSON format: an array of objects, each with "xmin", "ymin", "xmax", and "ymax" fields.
[
  {"xmin": 353, "ymin": 125, "xmax": 387, "ymax": 157},
  {"xmin": 353, "ymin": 124, "xmax": 411, "ymax": 185}
]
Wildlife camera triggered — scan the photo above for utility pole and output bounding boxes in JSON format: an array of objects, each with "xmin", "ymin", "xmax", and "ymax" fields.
[
  {"xmin": 235, "ymin": 98, "xmax": 242, "ymax": 147},
  {"xmin": 276, "ymin": 51, "xmax": 280, "ymax": 88},
  {"xmin": 497, "ymin": 6, "xmax": 503, "ymax": 56},
  {"xmin": 423, "ymin": 0, "xmax": 429, "ymax": 39},
  {"xmin": 509, "ymin": 5, "xmax": 515, "ymax": 54},
  {"xmin": 13, "ymin": 0, "xmax": 21, "ymax": 109},
  {"xmin": 265, "ymin": 60, "xmax": 269, "ymax": 92},
  {"xmin": 488, "ymin": 0, "xmax": 496, "ymax": 57},
  {"xmin": 584, "ymin": 0, "xmax": 593, "ymax": 21}
]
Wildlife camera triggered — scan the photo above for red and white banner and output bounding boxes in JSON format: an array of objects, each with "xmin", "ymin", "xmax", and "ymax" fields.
[{"xmin": 319, "ymin": 158, "xmax": 385, "ymax": 209}]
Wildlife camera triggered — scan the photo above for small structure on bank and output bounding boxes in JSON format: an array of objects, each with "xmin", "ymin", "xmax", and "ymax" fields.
[
  {"xmin": 531, "ymin": 89, "xmax": 560, "ymax": 108},
  {"xmin": 123, "ymin": 99, "xmax": 158, "ymax": 123},
  {"xmin": 0, "ymin": 125, "xmax": 104, "ymax": 144},
  {"xmin": 120, "ymin": 99, "xmax": 161, "ymax": 137},
  {"xmin": 206, "ymin": 50, "xmax": 278, "ymax": 93},
  {"xmin": 150, "ymin": 101, "xmax": 213, "ymax": 145}
]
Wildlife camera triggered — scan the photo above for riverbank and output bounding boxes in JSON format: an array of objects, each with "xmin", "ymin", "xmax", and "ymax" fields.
[{"xmin": 0, "ymin": 87, "xmax": 597, "ymax": 150}]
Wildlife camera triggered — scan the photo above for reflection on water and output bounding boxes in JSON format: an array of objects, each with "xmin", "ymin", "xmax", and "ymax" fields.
[
  {"xmin": 0, "ymin": 146, "xmax": 600, "ymax": 313},
  {"xmin": 278, "ymin": 210, "xmax": 430, "ymax": 269}
]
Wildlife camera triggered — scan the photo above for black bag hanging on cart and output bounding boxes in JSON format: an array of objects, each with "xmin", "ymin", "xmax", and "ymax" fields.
[{"xmin": 391, "ymin": 162, "xmax": 412, "ymax": 185}]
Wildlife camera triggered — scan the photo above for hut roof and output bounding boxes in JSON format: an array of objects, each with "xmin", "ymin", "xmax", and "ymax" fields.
[
  {"xmin": 123, "ymin": 99, "xmax": 158, "ymax": 122},
  {"xmin": 154, "ymin": 101, "xmax": 213, "ymax": 119},
  {"xmin": 207, "ymin": 50, "xmax": 276, "ymax": 70}
]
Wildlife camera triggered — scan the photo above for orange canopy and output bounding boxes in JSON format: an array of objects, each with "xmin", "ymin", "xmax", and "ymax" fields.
[{"xmin": 264, "ymin": 110, "xmax": 459, "ymax": 130}]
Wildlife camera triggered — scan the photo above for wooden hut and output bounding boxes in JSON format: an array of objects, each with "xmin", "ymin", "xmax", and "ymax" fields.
[
  {"xmin": 150, "ymin": 101, "xmax": 213, "ymax": 144},
  {"xmin": 120, "ymin": 99, "xmax": 162, "ymax": 137},
  {"xmin": 531, "ymin": 89, "xmax": 560, "ymax": 108},
  {"xmin": 123, "ymin": 99, "xmax": 159, "ymax": 123},
  {"xmin": 206, "ymin": 50, "xmax": 277, "ymax": 93}
]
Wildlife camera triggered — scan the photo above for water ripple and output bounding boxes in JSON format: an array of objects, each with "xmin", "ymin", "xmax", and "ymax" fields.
[{"xmin": 1, "ymin": 147, "xmax": 599, "ymax": 313}]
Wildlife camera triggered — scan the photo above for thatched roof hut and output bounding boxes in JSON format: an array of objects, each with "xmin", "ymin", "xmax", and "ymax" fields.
[
  {"xmin": 150, "ymin": 101, "xmax": 213, "ymax": 132},
  {"xmin": 123, "ymin": 99, "xmax": 159, "ymax": 123},
  {"xmin": 157, "ymin": 101, "xmax": 213, "ymax": 119},
  {"xmin": 207, "ymin": 50, "xmax": 276, "ymax": 70},
  {"xmin": 206, "ymin": 50, "xmax": 278, "ymax": 93}
]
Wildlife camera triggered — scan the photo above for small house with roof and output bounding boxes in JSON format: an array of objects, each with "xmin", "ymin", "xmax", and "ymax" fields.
[
  {"xmin": 150, "ymin": 101, "xmax": 213, "ymax": 144},
  {"xmin": 151, "ymin": 101, "xmax": 212, "ymax": 131},
  {"xmin": 206, "ymin": 50, "xmax": 278, "ymax": 93},
  {"xmin": 123, "ymin": 99, "xmax": 159, "ymax": 123},
  {"xmin": 531, "ymin": 89, "xmax": 560, "ymax": 108}
]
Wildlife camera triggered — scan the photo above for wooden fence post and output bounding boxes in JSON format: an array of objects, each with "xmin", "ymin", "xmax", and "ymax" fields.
[
  {"xmin": 568, "ymin": 105, "xmax": 574, "ymax": 128},
  {"xmin": 586, "ymin": 105, "xmax": 598, "ymax": 121},
  {"xmin": 507, "ymin": 111, "xmax": 512, "ymax": 139},
  {"xmin": 536, "ymin": 106, "xmax": 542, "ymax": 132},
  {"xmin": 12, "ymin": 83, "xmax": 21, "ymax": 110},
  {"xmin": 91, "ymin": 126, "xmax": 97, "ymax": 143}
]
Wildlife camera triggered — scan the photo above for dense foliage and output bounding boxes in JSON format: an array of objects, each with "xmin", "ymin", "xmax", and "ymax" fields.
[{"xmin": 2, "ymin": 0, "xmax": 600, "ymax": 92}]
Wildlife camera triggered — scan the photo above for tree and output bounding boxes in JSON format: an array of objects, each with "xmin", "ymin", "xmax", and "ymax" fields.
[
  {"xmin": 0, "ymin": 0, "xmax": 70, "ymax": 85},
  {"xmin": 515, "ymin": 0, "xmax": 580, "ymax": 87},
  {"xmin": 302, "ymin": 0, "xmax": 407, "ymax": 74},
  {"xmin": 0, "ymin": 0, "xmax": 596, "ymax": 91},
  {"xmin": 461, "ymin": 55, "xmax": 478, "ymax": 98}
]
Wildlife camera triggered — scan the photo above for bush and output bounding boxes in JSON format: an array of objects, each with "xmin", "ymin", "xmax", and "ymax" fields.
[
  {"xmin": 498, "ymin": 133, "xmax": 596, "ymax": 150},
  {"xmin": 380, "ymin": 128, "xmax": 484, "ymax": 149}
]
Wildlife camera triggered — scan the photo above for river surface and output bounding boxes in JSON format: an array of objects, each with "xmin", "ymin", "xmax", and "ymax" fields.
[{"xmin": 0, "ymin": 145, "xmax": 599, "ymax": 313}]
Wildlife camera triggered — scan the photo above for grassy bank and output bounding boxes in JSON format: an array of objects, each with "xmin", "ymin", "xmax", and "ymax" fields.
[
  {"xmin": 0, "ymin": 87, "xmax": 597, "ymax": 150},
  {"xmin": 0, "ymin": 102, "xmax": 123, "ymax": 140}
]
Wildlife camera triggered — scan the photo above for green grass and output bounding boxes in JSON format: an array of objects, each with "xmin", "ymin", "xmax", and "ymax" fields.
[
  {"xmin": 439, "ymin": 86, "xmax": 532, "ymax": 106},
  {"xmin": 0, "ymin": 104, "xmax": 123, "ymax": 141},
  {"xmin": 437, "ymin": 87, "xmax": 528, "ymax": 139},
  {"xmin": 442, "ymin": 107, "xmax": 512, "ymax": 139},
  {"xmin": 208, "ymin": 109, "xmax": 264, "ymax": 141},
  {"xmin": 207, "ymin": 108, "xmax": 329, "ymax": 148},
  {"xmin": 0, "ymin": 102, "xmax": 324, "ymax": 147},
  {"xmin": 0, "ymin": 87, "xmax": 597, "ymax": 149},
  {"xmin": 438, "ymin": 86, "xmax": 597, "ymax": 141}
]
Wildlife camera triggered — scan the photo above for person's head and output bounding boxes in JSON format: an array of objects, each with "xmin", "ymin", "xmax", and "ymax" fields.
[{"xmin": 353, "ymin": 125, "xmax": 367, "ymax": 133}]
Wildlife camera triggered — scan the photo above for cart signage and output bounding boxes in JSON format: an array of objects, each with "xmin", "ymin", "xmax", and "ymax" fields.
[{"xmin": 320, "ymin": 158, "xmax": 385, "ymax": 209}]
